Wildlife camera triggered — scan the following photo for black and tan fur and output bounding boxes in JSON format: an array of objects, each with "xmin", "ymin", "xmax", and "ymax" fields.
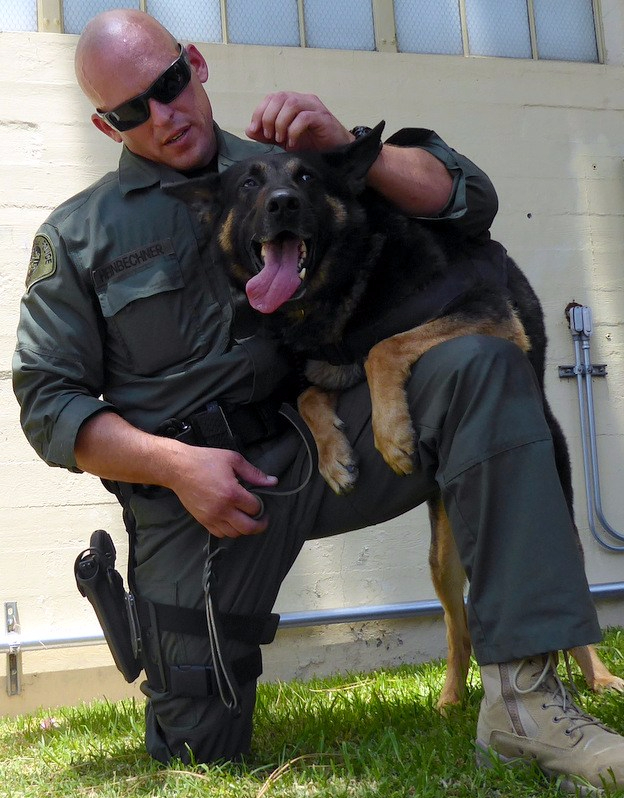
[{"xmin": 166, "ymin": 123, "xmax": 623, "ymax": 706}]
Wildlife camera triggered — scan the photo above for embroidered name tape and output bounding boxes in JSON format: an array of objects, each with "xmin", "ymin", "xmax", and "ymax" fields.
[{"xmin": 93, "ymin": 239, "xmax": 175, "ymax": 289}]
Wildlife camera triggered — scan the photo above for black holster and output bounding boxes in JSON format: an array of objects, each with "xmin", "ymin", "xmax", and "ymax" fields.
[{"xmin": 75, "ymin": 529, "xmax": 143, "ymax": 683}]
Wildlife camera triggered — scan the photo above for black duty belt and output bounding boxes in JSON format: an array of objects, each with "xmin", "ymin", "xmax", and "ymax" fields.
[{"xmin": 157, "ymin": 399, "xmax": 282, "ymax": 451}]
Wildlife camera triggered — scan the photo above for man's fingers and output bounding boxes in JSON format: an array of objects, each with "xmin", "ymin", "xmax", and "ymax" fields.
[
  {"xmin": 208, "ymin": 502, "xmax": 269, "ymax": 538},
  {"xmin": 233, "ymin": 456, "xmax": 278, "ymax": 489},
  {"xmin": 247, "ymin": 92, "xmax": 325, "ymax": 146},
  {"xmin": 171, "ymin": 448, "xmax": 275, "ymax": 537}
]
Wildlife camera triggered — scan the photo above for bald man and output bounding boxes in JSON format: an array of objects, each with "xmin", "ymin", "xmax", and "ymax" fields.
[{"xmin": 13, "ymin": 9, "xmax": 624, "ymax": 791}]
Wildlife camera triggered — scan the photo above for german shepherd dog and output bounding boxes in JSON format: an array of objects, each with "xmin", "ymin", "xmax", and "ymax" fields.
[{"xmin": 167, "ymin": 123, "xmax": 623, "ymax": 707}]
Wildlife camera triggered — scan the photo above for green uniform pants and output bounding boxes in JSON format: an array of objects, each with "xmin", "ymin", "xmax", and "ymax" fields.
[{"xmin": 127, "ymin": 335, "xmax": 600, "ymax": 764}]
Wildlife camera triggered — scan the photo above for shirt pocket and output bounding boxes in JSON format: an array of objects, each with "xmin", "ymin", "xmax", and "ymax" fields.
[{"xmin": 94, "ymin": 241, "xmax": 216, "ymax": 377}]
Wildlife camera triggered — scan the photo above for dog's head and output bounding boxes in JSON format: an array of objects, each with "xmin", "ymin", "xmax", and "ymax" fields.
[{"xmin": 165, "ymin": 121, "xmax": 385, "ymax": 316}]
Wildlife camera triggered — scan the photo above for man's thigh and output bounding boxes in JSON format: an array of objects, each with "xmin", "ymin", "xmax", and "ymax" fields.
[
  {"xmin": 309, "ymin": 333, "xmax": 550, "ymax": 538},
  {"xmin": 309, "ymin": 375, "xmax": 437, "ymax": 538}
]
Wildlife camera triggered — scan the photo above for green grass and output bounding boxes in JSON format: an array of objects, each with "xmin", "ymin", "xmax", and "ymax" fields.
[{"xmin": 2, "ymin": 629, "xmax": 624, "ymax": 797}]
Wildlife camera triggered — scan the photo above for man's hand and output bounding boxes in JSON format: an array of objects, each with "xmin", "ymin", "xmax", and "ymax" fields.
[
  {"xmin": 246, "ymin": 92, "xmax": 353, "ymax": 152},
  {"xmin": 166, "ymin": 445, "xmax": 278, "ymax": 538},
  {"xmin": 74, "ymin": 411, "xmax": 277, "ymax": 539},
  {"xmin": 246, "ymin": 91, "xmax": 453, "ymax": 216}
]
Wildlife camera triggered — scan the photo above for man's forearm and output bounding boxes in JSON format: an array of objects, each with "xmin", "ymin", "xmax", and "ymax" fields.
[
  {"xmin": 367, "ymin": 143, "xmax": 454, "ymax": 217},
  {"xmin": 74, "ymin": 410, "xmax": 279, "ymax": 537},
  {"xmin": 74, "ymin": 410, "xmax": 185, "ymax": 487}
]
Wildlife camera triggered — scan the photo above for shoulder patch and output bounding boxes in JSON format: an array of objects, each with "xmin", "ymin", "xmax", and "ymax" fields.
[{"xmin": 26, "ymin": 234, "xmax": 57, "ymax": 290}]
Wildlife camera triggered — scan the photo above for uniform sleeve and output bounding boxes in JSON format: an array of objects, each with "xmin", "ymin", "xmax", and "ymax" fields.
[
  {"xmin": 385, "ymin": 127, "xmax": 499, "ymax": 238},
  {"xmin": 12, "ymin": 224, "xmax": 116, "ymax": 472}
]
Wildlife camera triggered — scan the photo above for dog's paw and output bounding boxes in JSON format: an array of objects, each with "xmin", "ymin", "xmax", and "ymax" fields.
[
  {"xmin": 374, "ymin": 420, "xmax": 415, "ymax": 476},
  {"xmin": 436, "ymin": 690, "xmax": 463, "ymax": 715},
  {"xmin": 320, "ymin": 458, "xmax": 359, "ymax": 495},
  {"xmin": 588, "ymin": 674, "xmax": 624, "ymax": 693},
  {"xmin": 317, "ymin": 432, "xmax": 359, "ymax": 494}
]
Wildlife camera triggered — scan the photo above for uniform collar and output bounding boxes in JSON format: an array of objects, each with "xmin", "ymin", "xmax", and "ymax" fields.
[{"xmin": 117, "ymin": 123, "xmax": 277, "ymax": 195}]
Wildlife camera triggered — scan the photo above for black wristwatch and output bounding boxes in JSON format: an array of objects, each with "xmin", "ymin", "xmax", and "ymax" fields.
[
  {"xmin": 350, "ymin": 126, "xmax": 383, "ymax": 154},
  {"xmin": 350, "ymin": 126, "xmax": 373, "ymax": 140}
]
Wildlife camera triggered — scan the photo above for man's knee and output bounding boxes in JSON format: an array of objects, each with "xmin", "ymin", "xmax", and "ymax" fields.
[
  {"xmin": 410, "ymin": 333, "xmax": 541, "ymax": 411},
  {"xmin": 419, "ymin": 334, "xmax": 532, "ymax": 377},
  {"xmin": 143, "ymin": 678, "xmax": 256, "ymax": 764},
  {"xmin": 140, "ymin": 625, "xmax": 264, "ymax": 764},
  {"xmin": 405, "ymin": 334, "xmax": 550, "ymax": 470},
  {"xmin": 136, "ymin": 594, "xmax": 276, "ymax": 764}
]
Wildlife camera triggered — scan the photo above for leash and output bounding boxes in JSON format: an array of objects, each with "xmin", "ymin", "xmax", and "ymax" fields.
[
  {"xmin": 202, "ymin": 539, "xmax": 241, "ymax": 715},
  {"xmin": 202, "ymin": 401, "xmax": 317, "ymax": 713},
  {"xmin": 244, "ymin": 402, "xmax": 317, "ymax": 517}
]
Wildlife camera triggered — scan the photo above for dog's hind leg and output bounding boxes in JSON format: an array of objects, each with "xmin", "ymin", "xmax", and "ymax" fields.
[
  {"xmin": 428, "ymin": 495, "xmax": 473, "ymax": 711},
  {"xmin": 364, "ymin": 310, "xmax": 529, "ymax": 475},
  {"xmin": 297, "ymin": 385, "xmax": 359, "ymax": 494}
]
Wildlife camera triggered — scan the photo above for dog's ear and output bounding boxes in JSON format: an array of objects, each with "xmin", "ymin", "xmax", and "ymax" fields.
[
  {"xmin": 321, "ymin": 120, "xmax": 385, "ymax": 195},
  {"xmin": 162, "ymin": 173, "xmax": 223, "ymax": 220}
]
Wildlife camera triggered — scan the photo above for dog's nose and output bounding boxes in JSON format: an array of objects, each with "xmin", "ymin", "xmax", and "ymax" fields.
[{"xmin": 266, "ymin": 189, "xmax": 300, "ymax": 216}]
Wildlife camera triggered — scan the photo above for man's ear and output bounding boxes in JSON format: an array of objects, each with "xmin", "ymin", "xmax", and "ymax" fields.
[
  {"xmin": 186, "ymin": 43, "xmax": 209, "ymax": 83},
  {"xmin": 321, "ymin": 120, "xmax": 385, "ymax": 195},
  {"xmin": 91, "ymin": 113, "xmax": 123, "ymax": 143}
]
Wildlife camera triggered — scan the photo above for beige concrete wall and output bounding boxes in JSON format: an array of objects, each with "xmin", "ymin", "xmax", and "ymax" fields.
[{"xmin": 1, "ymin": 20, "xmax": 624, "ymax": 715}]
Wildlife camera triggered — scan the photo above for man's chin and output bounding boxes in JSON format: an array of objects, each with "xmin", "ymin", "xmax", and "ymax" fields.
[{"xmin": 162, "ymin": 130, "xmax": 215, "ymax": 172}]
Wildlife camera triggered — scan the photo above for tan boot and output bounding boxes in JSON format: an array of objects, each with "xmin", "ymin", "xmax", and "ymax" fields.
[{"xmin": 477, "ymin": 654, "xmax": 624, "ymax": 794}]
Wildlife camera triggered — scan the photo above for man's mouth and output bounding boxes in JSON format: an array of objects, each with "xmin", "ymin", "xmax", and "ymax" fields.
[{"xmin": 164, "ymin": 127, "xmax": 189, "ymax": 146}]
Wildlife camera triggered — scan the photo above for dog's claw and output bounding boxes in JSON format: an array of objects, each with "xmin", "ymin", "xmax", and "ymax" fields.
[
  {"xmin": 317, "ymin": 431, "xmax": 359, "ymax": 494},
  {"xmin": 322, "ymin": 460, "xmax": 358, "ymax": 495},
  {"xmin": 389, "ymin": 454, "xmax": 414, "ymax": 475}
]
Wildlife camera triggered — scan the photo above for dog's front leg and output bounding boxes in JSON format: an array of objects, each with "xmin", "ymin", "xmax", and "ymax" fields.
[
  {"xmin": 297, "ymin": 386, "xmax": 358, "ymax": 494},
  {"xmin": 363, "ymin": 326, "xmax": 429, "ymax": 475},
  {"xmin": 364, "ymin": 313, "xmax": 529, "ymax": 475}
]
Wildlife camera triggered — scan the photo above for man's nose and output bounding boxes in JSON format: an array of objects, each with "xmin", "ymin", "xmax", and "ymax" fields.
[{"xmin": 148, "ymin": 97, "xmax": 174, "ymax": 126}]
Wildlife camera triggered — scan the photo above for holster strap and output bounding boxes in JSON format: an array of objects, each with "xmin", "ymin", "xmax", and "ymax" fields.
[
  {"xmin": 153, "ymin": 602, "xmax": 280, "ymax": 645},
  {"xmin": 168, "ymin": 649, "xmax": 263, "ymax": 698}
]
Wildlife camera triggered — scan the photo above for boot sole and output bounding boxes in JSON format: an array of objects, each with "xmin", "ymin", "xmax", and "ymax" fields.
[{"xmin": 475, "ymin": 738, "xmax": 601, "ymax": 795}]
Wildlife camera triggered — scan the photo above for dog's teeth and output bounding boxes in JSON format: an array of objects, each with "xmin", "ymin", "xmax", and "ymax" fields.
[
  {"xmin": 260, "ymin": 243, "xmax": 267, "ymax": 264},
  {"xmin": 298, "ymin": 241, "xmax": 307, "ymax": 265},
  {"xmin": 299, "ymin": 267, "xmax": 306, "ymax": 281}
]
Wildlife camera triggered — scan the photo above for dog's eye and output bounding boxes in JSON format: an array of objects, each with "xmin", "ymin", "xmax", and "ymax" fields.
[
  {"xmin": 298, "ymin": 172, "xmax": 313, "ymax": 183},
  {"xmin": 242, "ymin": 177, "xmax": 258, "ymax": 189}
]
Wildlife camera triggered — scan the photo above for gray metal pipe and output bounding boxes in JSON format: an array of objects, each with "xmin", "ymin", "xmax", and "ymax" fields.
[
  {"xmin": 568, "ymin": 305, "xmax": 624, "ymax": 551},
  {"xmin": 2, "ymin": 581, "xmax": 623, "ymax": 655}
]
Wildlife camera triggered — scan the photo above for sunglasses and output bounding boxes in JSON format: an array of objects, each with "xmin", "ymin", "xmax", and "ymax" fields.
[{"xmin": 96, "ymin": 45, "xmax": 191, "ymax": 132}]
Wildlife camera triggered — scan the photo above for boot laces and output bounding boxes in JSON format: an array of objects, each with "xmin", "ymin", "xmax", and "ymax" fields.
[{"xmin": 513, "ymin": 653, "xmax": 607, "ymax": 737}]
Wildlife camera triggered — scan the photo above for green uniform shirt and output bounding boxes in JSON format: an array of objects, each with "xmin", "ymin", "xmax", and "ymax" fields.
[{"xmin": 13, "ymin": 125, "xmax": 497, "ymax": 472}]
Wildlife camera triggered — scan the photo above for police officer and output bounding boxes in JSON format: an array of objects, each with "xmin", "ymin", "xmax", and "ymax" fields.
[{"xmin": 13, "ymin": 8, "xmax": 624, "ymax": 790}]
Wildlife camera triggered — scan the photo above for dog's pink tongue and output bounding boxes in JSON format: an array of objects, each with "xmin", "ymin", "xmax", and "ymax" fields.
[{"xmin": 246, "ymin": 238, "xmax": 301, "ymax": 314}]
